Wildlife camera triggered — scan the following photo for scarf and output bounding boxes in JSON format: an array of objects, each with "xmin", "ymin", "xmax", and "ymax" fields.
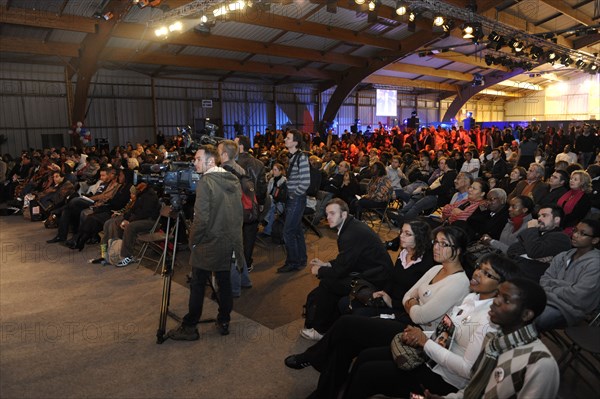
[
  {"xmin": 557, "ymin": 189, "xmax": 584, "ymax": 216},
  {"xmin": 511, "ymin": 214, "xmax": 526, "ymax": 233},
  {"xmin": 463, "ymin": 323, "xmax": 538, "ymax": 399}
]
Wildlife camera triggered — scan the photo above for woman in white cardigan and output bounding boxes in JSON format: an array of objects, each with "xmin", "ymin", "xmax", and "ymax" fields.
[
  {"xmin": 341, "ymin": 253, "xmax": 520, "ymax": 398},
  {"xmin": 284, "ymin": 226, "xmax": 473, "ymax": 399}
]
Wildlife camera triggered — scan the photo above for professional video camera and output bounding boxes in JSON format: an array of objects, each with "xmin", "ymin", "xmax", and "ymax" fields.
[
  {"xmin": 134, "ymin": 161, "xmax": 200, "ymax": 197},
  {"xmin": 177, "ymin": 124, "xmax": 223, "ymax": 154}
]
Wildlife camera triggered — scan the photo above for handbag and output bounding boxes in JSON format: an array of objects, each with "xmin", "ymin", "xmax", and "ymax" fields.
[
  {"xmin": 348, "ymin": 279, "xmax": 385, "ymax": 308},
  {"xmin": 390, "ymin": 333, "xmax": 426, "ymax": 370}
]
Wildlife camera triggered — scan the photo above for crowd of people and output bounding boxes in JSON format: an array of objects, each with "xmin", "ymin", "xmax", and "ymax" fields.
[{"xmin": 1, "ymin": 120, "xmax": 600, "ymax": 397}]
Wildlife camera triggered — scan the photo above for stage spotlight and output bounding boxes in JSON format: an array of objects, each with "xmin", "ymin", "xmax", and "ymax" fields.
[
  {"xmin": 408, "ymin": 12, "xmax": 415, "ymax": 22},
  {"xmin": 433, "ymin": 16, "xmax": 445, "ymax": 27},
  {"xmin": 529, "ymin": 46, "xmax": 543, "ymax": 60},
  {"xmin": 442, "ymin": 20, "xmax": 454, "ymax": 31},
  {"xmin": 355, "ymin": 0, "xmax": 366, "ymax": 4},
  {"xmin": 168, "ymin": 21, "xmax": 183, "ymax": 32},
  {"xmin": 484, "ymin": 54, "xmax": 493, "ymax": 66},
  {"xmin": 462, "ymin": 23, "xmax": 475, "ymax": 39},
  {"xmin": 589, "ymin": 64, "xmax": 598, "ymax": 74},
  {"xmin": 154, "ymin": 26, "xmax": 168, "ymax": 37},
  {"xmin": 213, "ymin": 5, "xmax": 228, "ymax": 16},
  {"xmin": 395, "ymin": 0, "xmax": 408, "ymax": 16},
  {"xmin": 576, "ymin": 59, "xmax": 587, "ymax": 69},
  {"xmin": 488, "ymin": 31, "xmax": 502, "ymax": 42},
  {"xmin": 512, "ymin": 40, "xmax": 525, "ymax": 53},
  {"xmin": 368, "ymin": 0, "xmax": 376, "ymax": 11},
  {"xmin": 561, "ymin": 55, "xmax": 574, "ymax": 66}
]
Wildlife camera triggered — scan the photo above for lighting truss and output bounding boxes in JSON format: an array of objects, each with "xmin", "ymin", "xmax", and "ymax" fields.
[{"xmin": 403, "ymin": 0, "xmax": 598, "ymax": 67}]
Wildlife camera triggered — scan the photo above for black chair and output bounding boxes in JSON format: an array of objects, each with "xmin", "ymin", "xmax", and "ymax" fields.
[{"xmin": 555, "ymin": 311, "xmax": 600, "ymax": 390}]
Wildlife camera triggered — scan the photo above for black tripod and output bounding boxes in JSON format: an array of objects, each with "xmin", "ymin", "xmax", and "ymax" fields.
[{"xmin": 155, "ymin": 204, "xmax": 217, "ymax": 344}]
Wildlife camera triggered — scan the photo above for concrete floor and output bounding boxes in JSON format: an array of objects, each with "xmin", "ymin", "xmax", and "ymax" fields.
[{"xmin": 1, "ymin": 213, "xmax": 597, "ymax": 398}]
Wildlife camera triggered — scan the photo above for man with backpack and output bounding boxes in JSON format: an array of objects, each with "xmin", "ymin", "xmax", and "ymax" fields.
[
  {"xmin": 218, "ymin": 140, "xmax": 253, "ymax": 297},
  {"xmin": 277, "ymin": 129, "xmax": 311, "ymax": 273},
  {"xmin": 236, "ymin": 135, "xmax": 267, "ymax": 272}
]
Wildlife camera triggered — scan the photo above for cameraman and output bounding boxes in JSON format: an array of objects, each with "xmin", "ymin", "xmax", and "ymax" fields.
[{"xmin": 168, "ymin": 145, "xmax": 244, "ymax": 340}]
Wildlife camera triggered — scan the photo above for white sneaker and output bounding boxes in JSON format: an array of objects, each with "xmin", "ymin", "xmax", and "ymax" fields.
[{"xmin": 300, "ymin": 328, "xmax": 323, "ymax": 341}]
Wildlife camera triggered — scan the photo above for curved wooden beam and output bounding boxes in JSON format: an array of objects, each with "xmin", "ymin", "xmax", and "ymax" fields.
[
  {"xmin": 321, "ymin": 31, "xmax": 435, "ymax": 124},
  {"xmin": 442, "ymin": 69, "xmax": 524, "ymax": 122},
  {"xmin": 71, "ymin": 1, "xmax": 132, "ymax": 128}
]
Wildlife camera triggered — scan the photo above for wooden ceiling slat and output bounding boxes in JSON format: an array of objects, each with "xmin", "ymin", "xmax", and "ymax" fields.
[
  {"xmin": 0, "ymin": 6, "xmax": 96, "ymax": 33},
  {"xmin": 103, "ymin": 48, "xmax": 338, "ymax": 80},
  {"xmin": 112, "ymin": 24, "xmax": 367, "ymax": 67}
]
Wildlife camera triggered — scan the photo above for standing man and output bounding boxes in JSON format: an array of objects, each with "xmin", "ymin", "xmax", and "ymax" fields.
[
  {"xmin": 167, "ymin": 145, "xmax": 243, "ymax": 340},
  {"xmin": 277, "ymin": 129, "xmax": 311, "ymax": 273},
  {"xmin": 218, "ymin": 139, "xmax": 252, "ymax": 297},
  {"xmin": 236, "ymin": 135, "xmax": 267, "ymax": 272}
]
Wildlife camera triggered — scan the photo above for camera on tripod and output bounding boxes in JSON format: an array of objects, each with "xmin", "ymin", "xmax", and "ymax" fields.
[{"xmin": 134, "ymin": 161, "xmax": 200, "ymax": 196}]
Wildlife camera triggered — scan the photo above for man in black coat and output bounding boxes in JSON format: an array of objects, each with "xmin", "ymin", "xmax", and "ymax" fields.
[
  {"xmin": 300, "ymin": 198, "xmax": 393, "ymax": 341},
  {"xmin": 507, "ymin": 205, "xmax": 572, "ymax": 282},
  {"xmin": 483, "ymin": 147, "xmax": 508, "ymax": 180},
  {"xmin": 235, "ymin": 135, "xmax": 267, "ymax": 272}
]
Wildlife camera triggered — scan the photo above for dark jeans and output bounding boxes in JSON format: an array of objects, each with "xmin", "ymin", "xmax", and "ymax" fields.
[
  {"xmin": 343, "ymin": 347, "xmax": 457, "ymax": 399},
  {"xmin": 57, "ymin": 197, "xmax": 92, "ymax": 239},
  {"xmin": 182, "ymin": 268, "xmax": 232, "ymax": 327},
  {"xmin": 301, "ymin": 315, "xmax": 412, "ymax": 398},
  {"xmin": 283, "ymin": 194, "xmax": 307, "ymax": 268},
  {"xmin": 242, "ymin": 221, "xmax": 259, "ymax": 268},
  {"xmin": 354, "ymin": 198, "xmax": 387, "ymax": 220}
]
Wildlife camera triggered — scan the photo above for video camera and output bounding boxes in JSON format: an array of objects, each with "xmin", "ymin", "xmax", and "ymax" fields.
[{"xmin": 134, "ymin": 162, "xmax": 200, "ymax": 195}]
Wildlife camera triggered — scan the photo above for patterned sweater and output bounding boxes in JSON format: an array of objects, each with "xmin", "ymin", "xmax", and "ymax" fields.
[{"xmin": 444, "ymin": 338, "xmax": 559, "ymax": 399}]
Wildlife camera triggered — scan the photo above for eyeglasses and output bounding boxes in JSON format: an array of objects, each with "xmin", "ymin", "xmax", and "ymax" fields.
[
  {"xmin": 475, "ymin": 264, "xmax": 501, "ymax": 281},
  {"xmin": 572, "ymin": 228, "xmax": 594, "ymax": 238},
  {"xmin": 432, "ymin": 240, "xmax": 453, "ymax": 248}
]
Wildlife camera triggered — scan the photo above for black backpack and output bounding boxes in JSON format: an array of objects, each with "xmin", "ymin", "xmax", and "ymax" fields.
[{"xmin": 223, "ymin": 166, "xmax": 259, "ymax": 224}]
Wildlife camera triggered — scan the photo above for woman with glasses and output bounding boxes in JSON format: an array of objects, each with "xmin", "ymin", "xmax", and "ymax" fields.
[
  {"xmin": 341, "ymin": 253, "xmax": 519, "ymax": 399},
  {"xmin": 284, "ymin": 226, "xmax": 471, "ymax": 398},
  {"xmin": 341, "ymin": 220, "xmax": 434, "ymax": 318}
]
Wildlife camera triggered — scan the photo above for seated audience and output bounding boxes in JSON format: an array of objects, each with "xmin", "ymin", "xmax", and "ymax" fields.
[
  {"xmin": 351, "ymin": 220, "xmax": 434, "ymax": 316},
  {"xmin": 352, "ymin": 161, "xmax": 393, "ymax": 220},
  {"xmin": 508, "ymin": 162, "xmax": 548, "ymax": 205},
  {"xmin": 537, "ymin": 219, "xmax": 600, "ymax": 331},
  {"xmin": 537, "ymin": 169, "xmax": 569, "ymax": 210},
  {"xmin": 396, "ymin": 158, "xmax": 457, "ymax": 223},
  {"xmin": 341, "ymin": 254, "xmax": 520, "ymax": 399},
  {"xmin": 302, "ymin": 199, "xmax": 393, "ymax": 340},
  {"xmin": 506, "ymin": 205, "xmax": 572, "ymax": 282},
  {"xmin": 425, "ymin": 279, "xmax": 560, "ymax": 399},
  {"xmin": 439, "ymin": 179, "xmax": 489, "ymax": 225},
  {"xmin": 480, "ymin": 195, "xmax": 534, "ymax": 253},
  {"xmin": 457, "ymin": 188, "xmax": 509, "ymax": 242},
  {"xmin": 557, "ymin": 170, "xmax": 592, "ymax": 235},
  {"xmin": 284, "ymin": 226, "xmax": 470, "ymax": 399},
  {"xmin": 497, "ymin": 166, "xmax": 525, "ymax": 195}
]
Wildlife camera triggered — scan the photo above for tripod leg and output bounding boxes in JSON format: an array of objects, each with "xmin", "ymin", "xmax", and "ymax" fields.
[{"xmin": 156, "ymin": 216, "xmax": 174, "ymax": 344}]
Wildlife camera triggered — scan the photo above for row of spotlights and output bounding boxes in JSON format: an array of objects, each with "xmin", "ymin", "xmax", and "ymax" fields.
[{"xmin": 155, "ymin": 21, "xmax": 182, "ymax": 37}]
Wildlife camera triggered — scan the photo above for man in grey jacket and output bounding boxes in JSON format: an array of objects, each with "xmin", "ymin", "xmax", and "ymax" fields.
[
  {"xmin": 168, "ymin": 145, "xmax": 244, "ymax": 340},
  {"xmin": 537, "ymin": 219, "xmax": 600, "ymax": 331}
]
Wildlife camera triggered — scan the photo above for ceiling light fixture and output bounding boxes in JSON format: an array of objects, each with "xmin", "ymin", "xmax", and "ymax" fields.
[
  {"xmin": 433, "ymin": 16, "xmax": 445, "ymax": 27},
  {"xmin": 395, "ymin": 0, "xmax": 408, "ymax": 16},
  {"xmin": 355, "ymin": 0, "xmax": 366, "ymax": 4}
]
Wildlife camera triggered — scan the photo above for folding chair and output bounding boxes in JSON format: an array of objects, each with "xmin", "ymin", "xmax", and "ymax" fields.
[
  {"xmin": 136, "ymin": 205, "xmax": 175, "ymax": 274},
  {"xmin": 361, "ymin": 199, "xmax": 395, "ymax": 233},
  {"xmin": 556, "ymin": 311, "xmax": 600, "ymax": 390}
]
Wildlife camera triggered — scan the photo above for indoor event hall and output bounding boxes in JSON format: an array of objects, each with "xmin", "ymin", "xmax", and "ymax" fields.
[{"xmin": 0, "ymin": 0, "xmax": 599, "ymax": 398}]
